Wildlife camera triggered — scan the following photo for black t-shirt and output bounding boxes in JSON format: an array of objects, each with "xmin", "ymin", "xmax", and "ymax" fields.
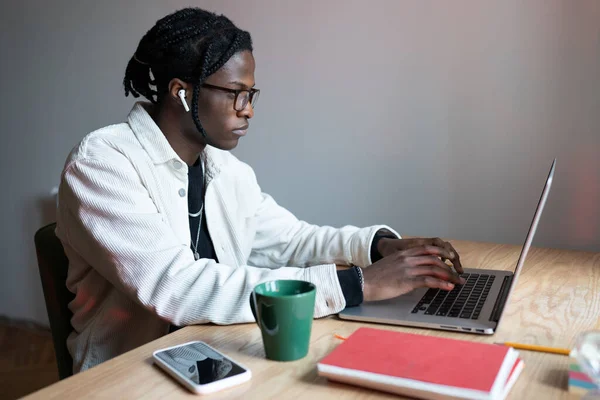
[{"xmin": 187, "ymin": 158, "xmax": 218, "ymax": 262}]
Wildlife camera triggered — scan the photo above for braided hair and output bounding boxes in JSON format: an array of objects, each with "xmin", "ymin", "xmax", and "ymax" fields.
[{"xmin": 123, "ymin": 8, "xmax": 253, "ymax": 138}]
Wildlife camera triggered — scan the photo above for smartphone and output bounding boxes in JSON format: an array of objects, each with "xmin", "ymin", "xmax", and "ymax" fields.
[{"xmin": 153, "ymin": 341, "xmax": 251, "ymax": 395}]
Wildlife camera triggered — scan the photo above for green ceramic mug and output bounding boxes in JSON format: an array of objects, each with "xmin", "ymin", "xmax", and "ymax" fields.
[{"xmin": 249, "ymin": 280, "xmax": 316, "ymax": 361}]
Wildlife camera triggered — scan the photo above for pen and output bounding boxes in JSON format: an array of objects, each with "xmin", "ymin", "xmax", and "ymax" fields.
[{"xmin": 496, "ymin": 341, "xmax": 571, "ymax": 355}]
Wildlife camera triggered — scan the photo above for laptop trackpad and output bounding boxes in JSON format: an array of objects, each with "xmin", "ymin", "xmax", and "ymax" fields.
[{"xmin": 342, "ymin": 289, "xmax": 425, "ymax": 319}]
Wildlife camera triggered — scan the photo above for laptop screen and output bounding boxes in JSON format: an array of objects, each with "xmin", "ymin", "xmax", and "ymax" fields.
[{"xmin": 496, "ymin": 159, "xmax": 555, "ymax": 327}]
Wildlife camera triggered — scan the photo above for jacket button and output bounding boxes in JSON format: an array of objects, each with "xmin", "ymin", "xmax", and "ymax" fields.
[
  {"xmin": 173, "ymin": 160, "xmax": 183, "ymax": 170},
  {"xmin": 178, "ymin": 188, "xmax": 186, "ymax": 197}
]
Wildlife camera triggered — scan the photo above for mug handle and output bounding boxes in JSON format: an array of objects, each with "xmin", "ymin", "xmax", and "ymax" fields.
[{"xmin": 249, "ymin": 291, "xmax": 261, "ymax": 329}]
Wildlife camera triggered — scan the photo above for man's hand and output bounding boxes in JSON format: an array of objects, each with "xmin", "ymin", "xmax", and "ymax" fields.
[
  {"xmin": 377, "ymin": 236, "xmax": 463, "ymax": 274},
  {"xmin": 361, "ymin": 245, "xmax": 466, "ymax": 302}
]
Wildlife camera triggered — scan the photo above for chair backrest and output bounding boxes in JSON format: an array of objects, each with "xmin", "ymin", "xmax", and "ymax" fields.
[{"xmin": 34, "ymin": 222, "xmax": 74, "ymax": 379}]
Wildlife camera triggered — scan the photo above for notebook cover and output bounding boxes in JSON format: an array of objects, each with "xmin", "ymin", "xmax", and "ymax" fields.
[{"xmin": 318, "ymin": 328, "xmax": 519, "ymax": 397}]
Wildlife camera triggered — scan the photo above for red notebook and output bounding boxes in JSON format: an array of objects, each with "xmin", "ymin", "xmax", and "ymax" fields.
[{"xmin": 317, "ymin": 328, "xmax": 524, "ymax": 400}]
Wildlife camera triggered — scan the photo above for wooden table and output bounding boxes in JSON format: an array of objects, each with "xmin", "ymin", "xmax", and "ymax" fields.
[{"xmin": 24, "ymin": 240, "xmax": 600, "ymax": 399}]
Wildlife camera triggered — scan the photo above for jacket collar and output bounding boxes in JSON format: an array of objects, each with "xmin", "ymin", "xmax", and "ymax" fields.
[
  {"xmin": 127, "ymin": 102, "xmax": 222, "ymax": 176},
  {"xmin": 128, "ymin": 102, "xmax": 182, "ymax": 165}
]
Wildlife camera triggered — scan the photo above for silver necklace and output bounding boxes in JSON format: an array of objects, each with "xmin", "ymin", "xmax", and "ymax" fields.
[
  {"xmin": 190, "ymin": 203, "xmax": 204, "ymax": 261},
  {"xmin": 189, "ymin": 158, "xmax": 205, "ymax": 261}
]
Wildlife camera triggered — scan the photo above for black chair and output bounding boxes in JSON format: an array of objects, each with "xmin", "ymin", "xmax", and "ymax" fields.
[{"xmin": 34, "ymin": 222, "xmax": 75, "ymax": 379}]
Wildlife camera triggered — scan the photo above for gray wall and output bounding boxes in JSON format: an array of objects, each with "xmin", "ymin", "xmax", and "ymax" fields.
[{"xmin": 1, "ymin": 0, "xmax": 599, "ymax": 325}]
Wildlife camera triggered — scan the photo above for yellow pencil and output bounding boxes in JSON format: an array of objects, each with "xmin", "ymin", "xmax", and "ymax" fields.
[{"xmin": 496, "ymin": 341, "xmax": 571, "ymax": 355}]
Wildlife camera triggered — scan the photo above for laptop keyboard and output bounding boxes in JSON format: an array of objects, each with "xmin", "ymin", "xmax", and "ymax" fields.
[{"xmin": 411, "ymin": 273, "xmax": 495, "ymax": 320}]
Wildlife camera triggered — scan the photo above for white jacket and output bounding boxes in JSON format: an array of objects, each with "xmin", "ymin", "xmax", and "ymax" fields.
[{"xmin": 56, "ymin": 102, "xmax": 399, "ymax": 373}]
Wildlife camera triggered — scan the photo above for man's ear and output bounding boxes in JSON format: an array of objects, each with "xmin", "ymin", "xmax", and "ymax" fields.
[{"xmin": 168, "ymin": 78, "xmax": 190, "ymax": 109}]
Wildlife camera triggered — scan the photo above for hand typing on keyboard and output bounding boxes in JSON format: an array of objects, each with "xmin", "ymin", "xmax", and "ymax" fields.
[
  {"xmin": 375, "ymin": 237, "xmax": 463, "ymax": 275},
  {"xmin": 361, "ymin": 239, "xmax": 466, "ymax": 302}
]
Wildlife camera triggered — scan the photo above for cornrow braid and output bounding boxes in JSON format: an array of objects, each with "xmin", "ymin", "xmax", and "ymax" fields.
[
  {"xmin": 191, "ymin": 31, "xmax": 243, "ymax": 137},
  {"xmin": 123, "ymin": 7, "xmax": 253, "ymax": 137}
]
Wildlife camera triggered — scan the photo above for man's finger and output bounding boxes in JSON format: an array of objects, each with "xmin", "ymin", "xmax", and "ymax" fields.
[
  {"xmin": 411, "ymin": 255, "xmax": 453, "ymax": 271},
  {"xmin": 446, "ymin": 242, "xmax": 463, "ymax": 274},
  {"xmin": 412, "ymin": 276, "xmax": 455, "ymax": 291},
  {"xmin": 400, "ymin": 245, "xmax": 452, "ymax": 260},
  {"xmin": 409, "ymin": 263, "xmax": 465, "ymax": 284},
  {"xmin": 431, "ymin": 238, "xmax": 464, "ymax": 274}
]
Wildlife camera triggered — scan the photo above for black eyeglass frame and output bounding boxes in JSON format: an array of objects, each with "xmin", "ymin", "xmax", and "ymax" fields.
[{"xmin": 201, "ymin": 83, "xmax": 260, "ymax": 111}]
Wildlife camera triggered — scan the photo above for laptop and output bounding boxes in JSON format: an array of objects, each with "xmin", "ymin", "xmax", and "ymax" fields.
[{"xmin": 339, "ymin": 159, "xmax": 556, "ymax": 335}]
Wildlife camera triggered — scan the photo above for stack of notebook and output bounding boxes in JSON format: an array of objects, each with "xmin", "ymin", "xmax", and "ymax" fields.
[
  {"xmin": 317, "ymin": 327, "xmax": 524, "ymax": 400},
  {"xmin": 568, "ymin": 356, "xmax": 599, "ymax": 396}
]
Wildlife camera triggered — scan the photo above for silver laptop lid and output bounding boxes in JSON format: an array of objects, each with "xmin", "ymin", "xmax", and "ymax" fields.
[{"xmin": 495, "ymin": 158, "xmax": 555, "ymax": 328}]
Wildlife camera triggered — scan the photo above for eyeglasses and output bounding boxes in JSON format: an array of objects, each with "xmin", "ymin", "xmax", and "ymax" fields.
[{"xmin": 201, "ymin": 83, "xmax": 260, "ymax": 112}]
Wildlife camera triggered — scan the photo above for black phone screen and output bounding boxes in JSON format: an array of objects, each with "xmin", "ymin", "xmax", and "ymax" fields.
[{"xmin": 155, "ymin": 342, "xmax": 247, "ymax": 385}]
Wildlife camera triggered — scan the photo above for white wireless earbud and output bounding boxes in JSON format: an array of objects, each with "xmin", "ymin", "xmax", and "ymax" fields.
[{"xmin": 177, "ymin": 89, "xmax": 190, "ymax": 112}]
